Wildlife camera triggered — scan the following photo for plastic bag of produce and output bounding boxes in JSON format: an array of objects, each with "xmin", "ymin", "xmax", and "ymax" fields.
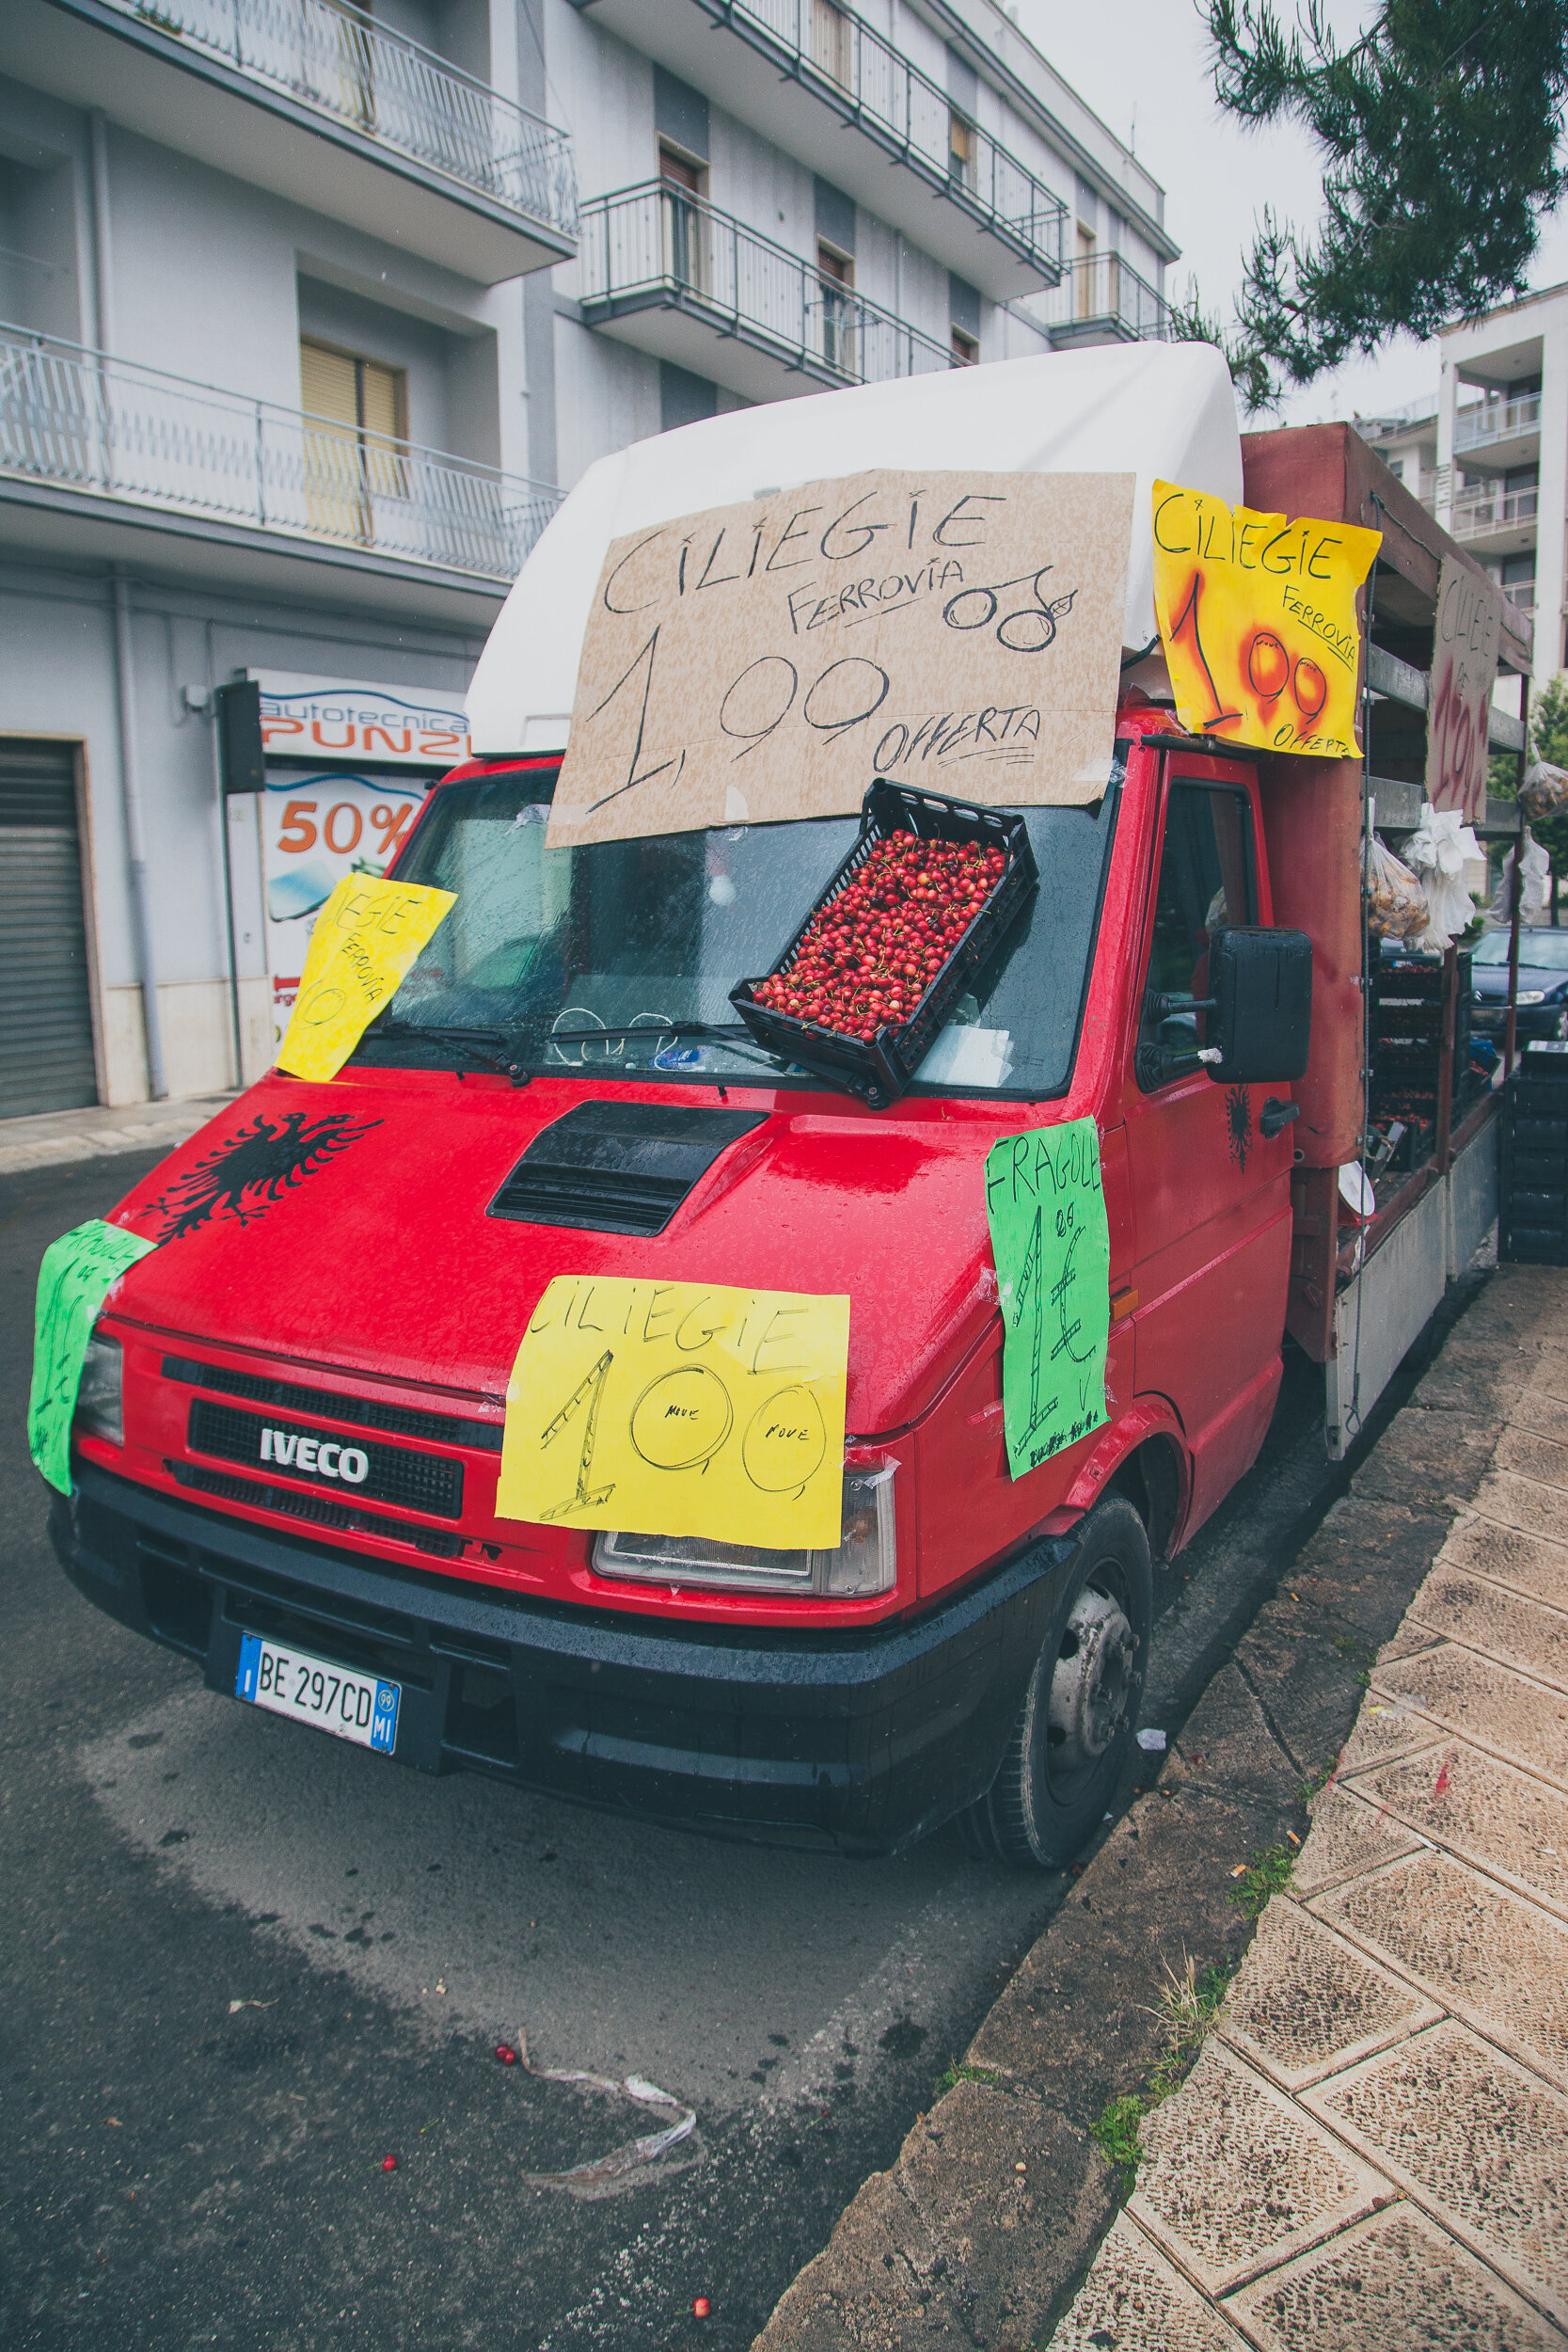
[
  {"xmin": 1403, "ymin": 803, "xmax": 1482, "ymax": 951},
  {"xmin": 1520, "ymin": 760, "xmax": 1568, "ymax": 823},
  {"xmin": 1364, "ymin": 834, "xmax": 1430, "ymax": 941},
  {"xmin": 1490, "ymin": 824, "xmax": 1552, "ymax": 922}
]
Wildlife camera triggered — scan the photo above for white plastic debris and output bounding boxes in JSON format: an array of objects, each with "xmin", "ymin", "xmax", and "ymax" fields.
[
  {"xmin": 514, "ymin": 2029, "xmax": 696, "ymax": 2190},
  {"xmin": 1136, "ymin": 1728, "xmax": 1167, "ymax": 1753}
]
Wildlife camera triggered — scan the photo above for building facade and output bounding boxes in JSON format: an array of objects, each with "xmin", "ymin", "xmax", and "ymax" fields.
[
  {"xmin": 0, "ymin": 0, "xmax": 1169, "ymax": 1118},
  {"xmin": 1357, "ymin": 280, "xmax": 1568, "ymax": 695}
]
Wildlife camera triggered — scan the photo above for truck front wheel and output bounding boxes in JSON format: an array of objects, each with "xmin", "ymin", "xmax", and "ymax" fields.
[{"xmin": 959, "ymin": 1495, "xmax": 1152, "ymax": 1867}]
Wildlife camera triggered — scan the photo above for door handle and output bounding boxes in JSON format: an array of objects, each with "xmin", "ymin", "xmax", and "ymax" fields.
[{"xmin": 1260, "ymin": 1098, "xmax": 1300, "ymax": 1140}]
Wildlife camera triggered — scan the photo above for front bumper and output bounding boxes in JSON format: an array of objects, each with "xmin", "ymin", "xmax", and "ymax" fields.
[
  {"xmin": 1474, "ymin": 1001, "xmax": 1568, "ymax": 1042},
  {"xmin": 54, "ymin": 1464, "xmax": 1073, "ymax": 1856}
]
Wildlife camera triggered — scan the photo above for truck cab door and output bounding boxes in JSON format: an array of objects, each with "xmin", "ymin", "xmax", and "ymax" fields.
[{"xmin": 1121, "ymin": 760, "xmax": 1296, "ymax": 1539}]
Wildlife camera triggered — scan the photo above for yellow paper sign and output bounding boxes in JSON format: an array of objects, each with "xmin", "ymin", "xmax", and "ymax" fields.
[
  {"xmin": 497, "ymin": 1277, "xmax": 850, "ymax": 1549},
  {"xmin": 1150, "ymin": 481, "xmax": 1380, "ymax": 759},
  {"xmin": 277, "ymin": 875, "xmax": 455, "ymax": 1083}
]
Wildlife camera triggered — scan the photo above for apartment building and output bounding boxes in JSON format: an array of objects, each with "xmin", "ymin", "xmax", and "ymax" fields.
[
  {"xmin": 0, "ymin": 0, "xmax": 1171, "ymax": 1118},
  {"xmin": 1357, "ymin": 281, "xmax": 1568, "ymax": 691}
]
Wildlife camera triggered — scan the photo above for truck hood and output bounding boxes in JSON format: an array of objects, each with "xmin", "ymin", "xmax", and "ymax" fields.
[{"xmin": 105, "ymin": 1069, "xmax": 1012, "ymax": 1434}]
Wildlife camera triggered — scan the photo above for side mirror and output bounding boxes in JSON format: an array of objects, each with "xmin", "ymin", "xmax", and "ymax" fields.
[
  {"xmin": 1138, "ymin": 925, "xmax": 1312, "ymax": 1089},
  {"xmin": 1207, "ymin": 927, "xmax": 1313, "ymax": 1082}
]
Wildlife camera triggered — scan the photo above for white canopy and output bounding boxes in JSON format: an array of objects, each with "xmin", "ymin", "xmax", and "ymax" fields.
[{"xmin": 467, "ymin": 341, "xmax": 1242, "ymax": 756}]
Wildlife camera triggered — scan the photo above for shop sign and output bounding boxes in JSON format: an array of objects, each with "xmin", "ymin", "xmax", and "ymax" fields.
[
  {"xmin": 253, "ymin": 671, "xmax": 470, "ymax": 768},
  {"xmin": 260, "ymin": 770, "xmax": 428, "ymax": 1048}
]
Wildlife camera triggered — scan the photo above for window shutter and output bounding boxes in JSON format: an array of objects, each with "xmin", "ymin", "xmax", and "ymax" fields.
[{"xmin": 300, "ymin": 340, "xmax": 357, "ymax": 427}]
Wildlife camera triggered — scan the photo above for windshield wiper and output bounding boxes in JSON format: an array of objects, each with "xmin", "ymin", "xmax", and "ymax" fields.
[
  {"xmin": 359, "ymin": 1019, "xmax": 532, "ymax": 1085},
  {"xmin": 541, "ymin": 1021, "xmax": 753, "ymax": 1046}
]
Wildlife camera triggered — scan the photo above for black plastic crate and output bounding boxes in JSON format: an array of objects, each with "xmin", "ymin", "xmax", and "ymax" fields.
[
  {"xmin": 731, "ymin": 781, "xmax": 1039, "ymax": 1108},
  {"xmin": 1501, "ymin": 1042, "xmax": 1568, "ymax": 1262}
]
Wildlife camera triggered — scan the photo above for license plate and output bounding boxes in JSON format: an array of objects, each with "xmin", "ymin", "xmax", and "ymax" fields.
[{"xmin": 234, "ymin": 1631, "xmax": 400, "ymax": 1754}]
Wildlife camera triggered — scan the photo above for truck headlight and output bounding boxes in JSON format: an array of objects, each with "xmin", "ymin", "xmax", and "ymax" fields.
[
  {"xmin": 592, "ymin": 1463, "xmax": 897, "ymax": 1597},
  {"xmin": 73, "ymin": 1330, "xmax": 124, "ymax": 1447}
]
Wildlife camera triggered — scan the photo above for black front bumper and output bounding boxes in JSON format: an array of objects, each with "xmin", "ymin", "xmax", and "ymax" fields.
[{"xmin": 53, "ymin": 1465, "xmax": 1074, "ymax": 1856}]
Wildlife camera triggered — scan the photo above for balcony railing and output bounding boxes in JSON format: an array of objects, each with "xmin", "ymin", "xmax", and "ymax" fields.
[
  {"xmin": 1454, "ymin": 393, "xmax": 1541, "ymax": 455},
  {"xmin": 1038, "ymin": 252, "xmax": 1168, "ymax": 344},
  {"xmin": 1450, "ymin": 484, "xmax": 1539, "ymax": 540},
  {"xmin": 692, "ymin": 0, "xmax": 1066, "ymax": 280},
  {"xmin": 98, "ymin": 0, "xmax": 577, "ymax": 241},
  {"xmin": 1501, "ymin": 579, "xmax": 1536, "ymax": 613},
  {"xmin": 0, "ymin": 323, "xmax": 560, "ymax": 584},
  {"xmin": 578, "ymin": 183, "xmax": 953, "ymax": 388}
]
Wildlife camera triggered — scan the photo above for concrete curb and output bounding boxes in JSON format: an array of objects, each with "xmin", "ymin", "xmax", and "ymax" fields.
[
  {"xmin": 752, "ymin": 1274, "xmax": 1528, "ymax": 2351},
  {"xmin": 0, "ymin": 1096, "xmax": 235, "ymax": 1180}
]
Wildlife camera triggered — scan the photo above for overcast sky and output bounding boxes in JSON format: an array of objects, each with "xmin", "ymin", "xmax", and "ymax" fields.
[{"xmin": 1018, "ymin": 0, "xmax": 1568, "ymax": 425}]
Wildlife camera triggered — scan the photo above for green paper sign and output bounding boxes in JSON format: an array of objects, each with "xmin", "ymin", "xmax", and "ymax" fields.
[
  {"xmin": 984, "ymin": 1119, "xmax": 1110, "ymax": 1479},
  {"xmin": 28, "ymin": 1219, "xmax": 156, "ymax": 1495}
]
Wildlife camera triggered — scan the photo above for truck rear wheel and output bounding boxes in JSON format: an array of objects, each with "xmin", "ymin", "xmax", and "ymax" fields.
[{"xmin": 958, "ymin": 1495, "xmax": 1152, "ymax": 1868}]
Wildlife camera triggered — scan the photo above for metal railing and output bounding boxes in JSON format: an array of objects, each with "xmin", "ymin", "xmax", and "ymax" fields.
[
  {"xmin": 1454, "ymin": 392, "xmax": 1541, "ymax": 454},
  {"xmin": 1038, "ymin": 252, "xmax": 1168, "ymax": 342},
  {"xmin": 1449, "ymin": 484, "xmax": 1539, "ymax": 539},
  {"xmin": 579, "ymin": 183, "xmax": 953, "ymax": 386},
  {"xmin": 1501, "ymin": 579, "xmax": 1536, "ymax": 613},
  {"xmin": 0, "ymin": 322, "xmax": 560, "ymax": 583},
  {"xmin": 693, "ymin": 0, "xmax": 1066, "ymax": 278},
  {"xmin": 101, "ymin": 0, "xmax": 577, "ymax": 240}
]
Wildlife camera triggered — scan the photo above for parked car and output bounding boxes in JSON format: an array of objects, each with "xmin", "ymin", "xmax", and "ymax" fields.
[{"xmin": 1472, "ymin": 927, "xmax": 1568, "ymax": 1041}]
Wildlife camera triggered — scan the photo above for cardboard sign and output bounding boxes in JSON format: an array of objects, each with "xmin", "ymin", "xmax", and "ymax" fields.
[
  {"xmin": 547, "ymin": 469, "xmax": 1134, "ymax": 850},
  {"xmin": 1151, "ymin": 481, "xmax": 1380, "ymax": 759},
  {"xmin": 1426, "ymin": 554, "xmax": 1505, "ymax": 821},
  {"xmin": 985, "ymin": 1120, "xmax": 1110, "ymax": 1478},
  {"xmin": 277, "ymin": 875, "xmax": 455, "ymax": 1084},
  {"xmin": 497, "ymin": 1277, "xmax": 850, "ymax": 1549},
  {"xmin": 28, "ymin": 1218, "xmax": 156, "ymax": 1494}
]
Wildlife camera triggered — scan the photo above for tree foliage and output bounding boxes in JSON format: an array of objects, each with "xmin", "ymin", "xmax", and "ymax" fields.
[{"xmin": 1172, "ymin": 0, "xmax": 1568, "ymax": 411}]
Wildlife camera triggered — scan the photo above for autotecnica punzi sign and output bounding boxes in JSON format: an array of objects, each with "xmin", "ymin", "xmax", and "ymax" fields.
[{"xmin": 253, "ymin": 672, "xmax": 471, "ymax": 767}]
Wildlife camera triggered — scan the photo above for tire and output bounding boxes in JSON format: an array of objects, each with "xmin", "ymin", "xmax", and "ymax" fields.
[{"xmin": 958, "ymin": 1494, "xmax": 1153, "ymax": 1867}]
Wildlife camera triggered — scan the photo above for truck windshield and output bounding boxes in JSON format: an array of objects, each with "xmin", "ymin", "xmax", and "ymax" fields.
[{"xmin": 360, "ymin": 762, "xmax": 1120, "ymax": 1096}]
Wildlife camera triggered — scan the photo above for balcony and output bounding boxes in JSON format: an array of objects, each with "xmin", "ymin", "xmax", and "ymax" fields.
[
  {"xmin": 578, "ymin": 183, "xmax": 953, "ymax": 404},
  {"xmin": 568, "ymin": 0, "xmax": 1066, "ymax": 299},
  {"xmin": 9, "ymin": 0, "xmax": 577, "ymax": 282},
  {"xmin": 1449, "ymin": 483, "xmax": 1539, "ymax": 552},
  {"xmin": 0, "ymin": 322, "xmax": 559, "ymax": 596},
  {"xmin": 1039, "ymin": 253, "xmax": 1168, "ymax": 348},
  {"xmin": 1454, "ymin": 392, "xmax": 1541, "ymax": 462}
]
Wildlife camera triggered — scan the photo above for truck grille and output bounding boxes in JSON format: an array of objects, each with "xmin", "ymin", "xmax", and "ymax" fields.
[
  {"xmin": 163, "ymin": 1356, "xmax": 502, "ymax": 1451},
  {"xmin": 187, "ymin": 1400, "xmax": 464, "ymax": 1520},
  {"xmin": 169, "ymin": 1464, "xmax": 464, "ymax": 1560}
]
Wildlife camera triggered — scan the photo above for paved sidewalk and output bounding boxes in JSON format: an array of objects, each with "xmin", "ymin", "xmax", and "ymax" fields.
[
  {"xmin": 0, "ymin": 1094, "xmax": 236, "ymax": 1178},
  {"xmin": 1049, "ymin": 1262, "xmax": 1568, "ymax": 2350}
]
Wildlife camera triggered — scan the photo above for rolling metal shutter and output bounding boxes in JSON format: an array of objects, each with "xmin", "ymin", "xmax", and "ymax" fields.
[{"xmin": 0, "ymin": 740, "xmax": 99, "ymax": 1118}]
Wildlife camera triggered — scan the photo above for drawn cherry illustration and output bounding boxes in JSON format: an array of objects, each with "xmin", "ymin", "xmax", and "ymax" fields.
[
  {"xmin": 1293, "ymin": 659, "xmax": 1328, "ymax": 724},
  {"xmin": 742, "ymin": 1386, "xmax": 828, "ymax": 1494},
  {"xmin": 1246, "ymin": 631, "xmax": 1291, "ymax": 701}
]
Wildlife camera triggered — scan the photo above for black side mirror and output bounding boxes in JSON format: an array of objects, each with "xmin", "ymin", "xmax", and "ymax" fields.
[
  {"xmin": 1207, "ymin": 927, "xmax": 1313, "ymax": 1082},
  {"xmin": 1138, "ymin": 925, "xmax": 1312, "ymax": 1089}
]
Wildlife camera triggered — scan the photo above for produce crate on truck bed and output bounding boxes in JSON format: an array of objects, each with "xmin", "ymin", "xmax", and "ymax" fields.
[
  {"xmin": 1501, "ymin": 1041, "xmax": 1568, "ymax": 1263},
  {"xmin": 731, "ymin": 781, "xmax": 1038, "ymax": 1108},
  {"xmin": 1370, "ymin": 950, "xmax": 1472, "ymax": 1126}
]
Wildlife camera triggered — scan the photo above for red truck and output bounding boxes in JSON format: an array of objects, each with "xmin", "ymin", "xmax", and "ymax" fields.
[{"xmin": 44, "ymin": 393, "xmax": 1531, "ymax": 1871}]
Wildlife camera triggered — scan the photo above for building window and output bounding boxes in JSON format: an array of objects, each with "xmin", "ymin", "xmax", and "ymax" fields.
[
  {"xmin": 659, "ymin": 145, "xmax": 707, "ymax": 292},
  {"xmin": 1385, "ymin": 455, "xmax": 1404, "ymax": 482},
  {"xmin": 948, "ymin": 111, "xmax": 976, "ymax": 190},
  {"xmin": 1500, "ymin": 553, "xmax": 1535, "ymax": 612},
  {"xmin": 817, "ymin": 242, "xmax": 857, "ymax": 375},
  {"xmin": 299, "ymin": 338, "xmax": 406, "ymax": 543},
  {"xmin": 951, "ymin": 326, "xmax": 978, "ymax": 366}
]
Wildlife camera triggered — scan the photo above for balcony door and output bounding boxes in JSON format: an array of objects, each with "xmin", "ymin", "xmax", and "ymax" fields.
[
  {"xmin": 299, "ymin": 339, "xmax": 406, "ymax": 547},
  {"xmin": 816, "ymin": 243, "xmax": 856, "ymax": 377},
  {"xmin": 659, "ymin": 149, "xmax": 708, "ymax": 296}
]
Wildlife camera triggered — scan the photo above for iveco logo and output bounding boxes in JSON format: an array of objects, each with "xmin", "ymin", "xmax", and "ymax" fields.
[{"xmin": 259, "ymin": 1427, "xmax": 370, "ymax": 1484}]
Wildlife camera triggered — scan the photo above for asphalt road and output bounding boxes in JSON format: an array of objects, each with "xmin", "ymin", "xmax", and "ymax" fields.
[{"xmin": 2, "ymin": 1147, "xmax": 1386, "ymax": 2351}]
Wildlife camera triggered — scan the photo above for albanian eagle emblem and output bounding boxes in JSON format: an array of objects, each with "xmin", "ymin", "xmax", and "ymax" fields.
[
  {"xmin": 1226, "ymin": 1086, "xmax": 1253, "ymax": 1173},
  {"xmin": 140, "ymin": 1109, "xmax": 380, "ymax": 1242}
]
